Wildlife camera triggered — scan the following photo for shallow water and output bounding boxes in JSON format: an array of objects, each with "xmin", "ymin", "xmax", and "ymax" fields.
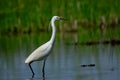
[{"xmin": 0, "ymin": 34, "xmax": 120, "ymax": 80}]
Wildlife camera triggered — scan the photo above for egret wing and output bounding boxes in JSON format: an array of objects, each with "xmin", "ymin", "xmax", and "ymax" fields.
[{"xmin": 25, "ymin": 41, "xmax": 52, "ymax": 63}]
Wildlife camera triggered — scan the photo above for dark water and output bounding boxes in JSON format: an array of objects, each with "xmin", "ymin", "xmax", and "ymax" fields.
[{"xmin": 0, "ymin": 34, "xmax": 120, "ymax": 80}]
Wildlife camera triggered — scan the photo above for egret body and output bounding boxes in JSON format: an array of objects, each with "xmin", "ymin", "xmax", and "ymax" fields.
[{"xmin": 25, "ymin": 16, "xmax": 65, "ymax": 78}]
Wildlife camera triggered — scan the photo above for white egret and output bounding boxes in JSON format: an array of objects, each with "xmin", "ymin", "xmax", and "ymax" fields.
[{"xmin": 25, "ymin": 16, "xmax": 65, "ymax": 78}]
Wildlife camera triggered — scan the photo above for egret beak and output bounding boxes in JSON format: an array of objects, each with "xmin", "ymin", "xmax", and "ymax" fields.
[{"xmin": 59, "ymin": 17, "xmax": 67, "ymax": 20}]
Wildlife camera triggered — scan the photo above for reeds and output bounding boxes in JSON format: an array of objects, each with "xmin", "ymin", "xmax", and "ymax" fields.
[{"xmin": 0, "ymin": 0, "xmax": 120, "ymax": 40}]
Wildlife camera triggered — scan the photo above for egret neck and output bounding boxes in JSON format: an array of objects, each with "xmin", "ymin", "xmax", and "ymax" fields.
[{"xmin": 50, "ymin": 18, "xmax": 56, "ymax": 44}]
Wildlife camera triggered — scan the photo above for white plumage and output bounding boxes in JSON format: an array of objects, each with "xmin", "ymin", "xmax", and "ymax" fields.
[
  {"xmin": 25, "ymin": 41, "xmax": 52, "ymax": 63},
  {"xmin": 25, "ymin": 16, "xmax": 65, "ymax": 78}
]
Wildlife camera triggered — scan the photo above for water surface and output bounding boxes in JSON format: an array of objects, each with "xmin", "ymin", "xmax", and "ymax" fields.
[{"xmin": 0, "ymin": 34, "xmax": 120, "ymax": 80}]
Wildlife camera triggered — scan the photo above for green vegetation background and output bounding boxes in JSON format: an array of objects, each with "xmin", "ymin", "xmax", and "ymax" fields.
[{"xmin": 0, "ymin": 0, "xmax": 120, "ymax": 42}]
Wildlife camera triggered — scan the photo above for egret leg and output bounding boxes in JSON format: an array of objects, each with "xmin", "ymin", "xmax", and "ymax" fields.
[
  {"xmin": 42, "ymin": 59, "xmax": 46, "ymax": 79},
  {"xmin": 29, "ymin": 62, "xmax": 35, "ymax": 78}
]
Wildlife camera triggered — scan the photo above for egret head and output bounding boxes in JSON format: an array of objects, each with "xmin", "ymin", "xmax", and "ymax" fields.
[{"xmin": 53, "ymin": 16, "xmax": 66, "ymax": 21}]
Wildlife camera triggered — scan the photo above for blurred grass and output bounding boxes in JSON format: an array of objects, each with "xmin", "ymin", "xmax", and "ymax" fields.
[{"xmin": 0, "ymin": 0, "xmax": 120, "ymax": 42}]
